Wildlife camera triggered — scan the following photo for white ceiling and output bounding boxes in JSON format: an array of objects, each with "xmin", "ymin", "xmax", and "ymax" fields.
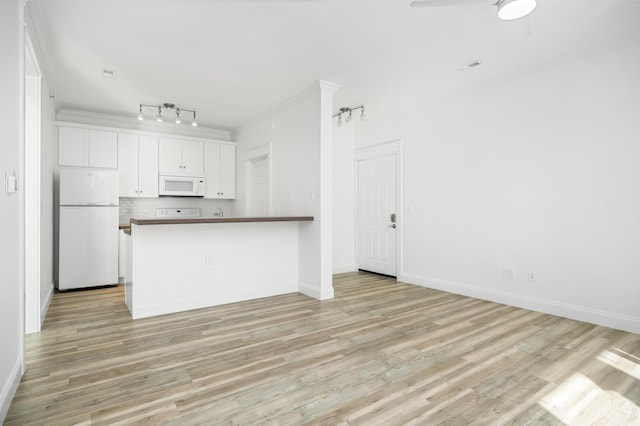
[{"xmin": 34, "ymin": 0, "xmax": 639, "ymax": 130}]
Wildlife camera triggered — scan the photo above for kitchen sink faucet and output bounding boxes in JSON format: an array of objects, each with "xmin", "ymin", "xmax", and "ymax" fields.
[{"xmin": 215, "ymin": 207, "xmax": 223, "ymax": 218}]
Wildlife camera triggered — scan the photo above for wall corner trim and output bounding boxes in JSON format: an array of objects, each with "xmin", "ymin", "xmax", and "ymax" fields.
[
  {"xmin": 298, "ymin": 282, "xmax": 335, "ymax": 301},
  {"xmin": 0, "ymin": 356, "xmax": 23, "ymax": 423}
]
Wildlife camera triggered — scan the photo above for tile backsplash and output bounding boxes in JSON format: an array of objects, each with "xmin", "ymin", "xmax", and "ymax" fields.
[{"xmin": 119, "ymin": 197, "xmax": 234, "ymax": 223}]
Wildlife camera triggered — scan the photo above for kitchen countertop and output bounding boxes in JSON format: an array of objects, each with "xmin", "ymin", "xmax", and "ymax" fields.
[{"xmin": 129, "ymin": 216, "xmax": 314, "ymax": 226}]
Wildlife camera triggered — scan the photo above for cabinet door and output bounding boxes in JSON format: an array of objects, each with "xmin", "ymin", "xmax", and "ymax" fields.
[
  {"xmin": 181, "ymin": 141, "xmax": 204, "ymax": 177},
  {"xmin": 204, "ymin": 143, "xmax": 221, "ymax": 198},
  {"xmin": 138, "ymin": 135, "xmax": 159, "ymax": 197},
  {"xmin": 219, "ymin": 144, "xmax": 236, "ymax": 199},
  {"xmin": 117, "ymin": 133, "xmax": 139, "ymax": 197},
  {"xmin": 58, "ymin": 126, "xmax": 89, "ymax": 166},
  {"xmin": 158, "ymin": 138, "xmax": 183, "ymax": 175},
  {"xmin": 89, "ymin": 130, "xmax": 118, "ymax": 168}
]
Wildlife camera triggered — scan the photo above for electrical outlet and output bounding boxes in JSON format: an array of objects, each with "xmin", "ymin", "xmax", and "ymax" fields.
[
  {"xmin": 528, "ymin": 270, "xmax": 536, "ymax": 282},
  {"xmin": 205, "ymin": 253, "xmax": 214, "ymax": 266},
  {"xmin": 503, "ymin": 267, "xmax": 514, "ymax": 280}
]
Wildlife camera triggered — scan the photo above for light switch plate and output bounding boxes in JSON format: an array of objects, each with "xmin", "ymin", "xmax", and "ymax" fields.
[{"xmin": 5, "ymin": 174, "xmax": 17, "ymax": 193}]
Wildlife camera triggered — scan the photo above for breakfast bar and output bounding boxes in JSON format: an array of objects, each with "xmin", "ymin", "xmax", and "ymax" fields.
[{"xmin": 124, "ymin": 216, "xmax": 313, "ymax": 319}]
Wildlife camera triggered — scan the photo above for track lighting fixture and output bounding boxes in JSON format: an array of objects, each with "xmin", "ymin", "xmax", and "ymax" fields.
[
  {"xmin": 333, "ymin": 105, "xmax": 365, "ymax": 127},
  {"xmin": 496, "ymin": 0, "xmax": 536, "ymax": 21},
  {"xmin": 137, "ymin": 103, "xmax": 198, "ymax": 126}
]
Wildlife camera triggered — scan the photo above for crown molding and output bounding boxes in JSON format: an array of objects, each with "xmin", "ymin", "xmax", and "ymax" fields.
[
  {"xmin": 56, "ymin": 109, "xmax": 232, "ymax": 141},
  {"xmin": 23, "ymin": 0, "xmax": 59, "ymax": 103}
]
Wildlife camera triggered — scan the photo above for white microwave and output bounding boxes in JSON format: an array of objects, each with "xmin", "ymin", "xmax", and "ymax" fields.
[{"xmin": 159, "ymin": 175, "xmax": 206, "ymax": 197}]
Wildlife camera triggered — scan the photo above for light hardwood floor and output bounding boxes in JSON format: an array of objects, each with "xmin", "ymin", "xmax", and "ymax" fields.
[{"xmin": 6, "ymin": 272, "xmax": 640, "ymax": 425}]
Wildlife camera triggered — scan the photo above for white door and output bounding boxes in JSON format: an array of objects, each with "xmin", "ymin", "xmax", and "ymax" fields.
[
  {"xmin": 358, "ymin": 154, "xmax": 398, "ymax": 276},
  {"xmin": 251, "ymin": 156, "xmax": 269, "ymax": 216}
]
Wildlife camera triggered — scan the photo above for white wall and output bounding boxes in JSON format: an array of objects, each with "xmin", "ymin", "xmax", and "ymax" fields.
[
  {"xmin": 354, "ymin": 37, "xmax": 640, "ymax": 333},
  {"xmin": 0, "ymin": 0, "xmax": 24, "ymax": 421},
  {"xmin": 332, "ymin": 123, "xmax": 356, "ymax": 274},
  {"xmin": 233, "ymin": 81, "xmax": 337, "ymax": 299}
]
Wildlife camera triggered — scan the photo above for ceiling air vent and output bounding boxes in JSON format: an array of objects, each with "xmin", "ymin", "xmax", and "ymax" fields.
[{"xmin": 457, "ymin": 60, "xmax": 483, "ymax": 72}]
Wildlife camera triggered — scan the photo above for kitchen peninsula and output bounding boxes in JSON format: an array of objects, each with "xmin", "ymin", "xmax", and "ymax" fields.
[{"xmin": 124, "ymin": 216, "xmax": 313, "ymax": 319}]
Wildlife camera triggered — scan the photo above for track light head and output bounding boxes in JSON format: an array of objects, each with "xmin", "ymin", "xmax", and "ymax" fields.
[
  {"xmin": 497, "ymin": 0, "xmax": 536, "ymax": 21},
  {"xmin": 333, "ymin": 105, "xmax": 365, "ymax": 126}
]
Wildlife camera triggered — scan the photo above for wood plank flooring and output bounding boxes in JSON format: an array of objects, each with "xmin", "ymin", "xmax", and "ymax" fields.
[{"xmin": 5, "ymin": 272, "xmax": 640, "ymax": 425}]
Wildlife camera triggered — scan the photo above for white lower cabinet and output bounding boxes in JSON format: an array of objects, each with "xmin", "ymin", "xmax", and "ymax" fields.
[
  {"xmin": 118, "ymin": 133, "xmax": 159, "ymax": 198},
  {"xmin": 204, "ymin": 143, "xmax": 236, "ymax": 199}
]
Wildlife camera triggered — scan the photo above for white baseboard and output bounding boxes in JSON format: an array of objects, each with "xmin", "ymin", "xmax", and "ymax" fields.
[
  {"xmin": 332, "ymin": 265, "xmax": 356, "ymax": 275},
  {"xmin": 40, "ymin": 282, "xmax": 54, "ymax": 327},
  {"xmin": 0, "ymin": 356, "xmax": 23, "ymax": 423},
  {"xmin": 400, "ymin": 273, "xmax": 640, "ymax": 335},
  {"xmin": 298, "ymin": 281, "xmax": 335, "ymax": 300}
]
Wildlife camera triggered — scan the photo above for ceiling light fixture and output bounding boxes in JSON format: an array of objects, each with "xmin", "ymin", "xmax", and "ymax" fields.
[
  {"xmin": 496, "ymin": 0, "xmax": 536, "ymax": 21},
  {"xmin": 333, "ymin": 105, "xmax": 365, "ymax": 127},
  {"xmin": 137, "ymin": 103, "xmax": 198, "ymax": 126}
]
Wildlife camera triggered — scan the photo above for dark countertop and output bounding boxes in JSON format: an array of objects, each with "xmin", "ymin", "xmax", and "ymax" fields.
[
  {"xmin": 129, "ymin": 216, "xmax": 314, "ymax": 226},
  {"xmin": 119, "ymin": 223, "xmax": 131, "ymax": 230}
]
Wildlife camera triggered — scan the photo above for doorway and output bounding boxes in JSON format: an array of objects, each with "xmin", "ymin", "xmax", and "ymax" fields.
[
  {"xmin": 244, "ymin": 143, "xmax": 271, "ymax": 217},
  {"xmin": 356, "ymin": 141, "xmax": 402, "ymax": 278}
]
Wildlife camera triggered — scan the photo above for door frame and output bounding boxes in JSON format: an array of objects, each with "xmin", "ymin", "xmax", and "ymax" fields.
[
  {"xmin": 355, "ymin": 139, "xmax": 403, "ymax": 278},
  {"xmin": 24, "ymin": 31, "xmax": 42, "ymax": 333}
]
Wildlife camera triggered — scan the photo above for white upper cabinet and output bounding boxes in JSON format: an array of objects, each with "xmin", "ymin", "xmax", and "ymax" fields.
[
  {"xmin": 159, "ymin": 138, "xmax": 204, "ymax": 177},
  {"xmin": 89, "ymin": 130, "xmax": 118, "ymax": 168},
  {"xmin": 118, "ymin": 133, "xmax": 139, "ymax": 197},
  {"xmin": 58, "ymin": 127, "xmax": 89, "ymax": 166},
  {"xmin": 138, "ymin": 135, "xmax": 159, "ymax": 197},
  {"xmin": 118, "ymin": 133, "xmax": 159, "ymax": 198},
  {"xmin": 204, "ymin": 143, "xmax": 236, "ymax": 199},
  {"xmin": 58, "ymin": 126, "xmax": 117, "ymax": 168}
]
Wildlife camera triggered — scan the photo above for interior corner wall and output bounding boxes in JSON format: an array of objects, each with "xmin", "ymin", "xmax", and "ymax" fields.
[
  {"xmin": 332, "ymin": 123, "xmax": 356, "ymax": 274},
  {"xmin": 0, "ymin": 0, "xmax": 24, "ymax": 421},
  {"xmin": 39, "ymin": 73, "xmax": 56, "ymax": 320},
  {"xmin": 355, "ymin": 37, "xmax": 640, "ymax": 333},
  {"xmin": 232, "ymin": 83, "xmax": 328, "ymax": 298}
]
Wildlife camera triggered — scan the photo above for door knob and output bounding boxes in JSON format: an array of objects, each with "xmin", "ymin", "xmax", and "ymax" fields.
[{"xmin": 387, "ymin": 224, "xmax": 396, "ymax": 229}]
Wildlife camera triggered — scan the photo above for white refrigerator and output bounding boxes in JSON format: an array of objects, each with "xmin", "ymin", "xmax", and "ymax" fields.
[{"xmin": 59, "ymin": 167, "xmax": 119, "ymax": 290}]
